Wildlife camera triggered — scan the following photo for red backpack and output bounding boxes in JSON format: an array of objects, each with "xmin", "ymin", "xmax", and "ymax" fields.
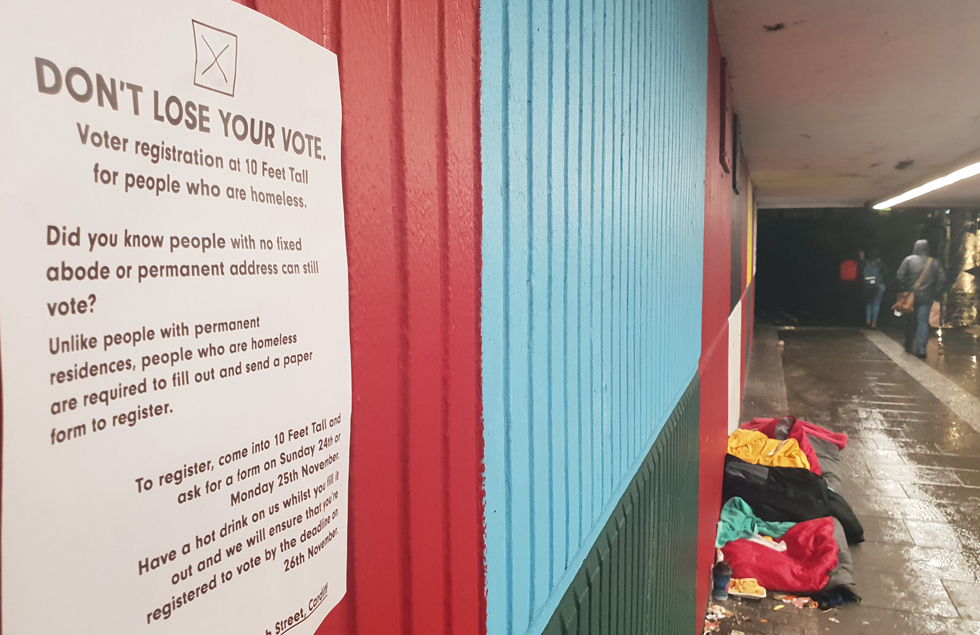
[{"xmin": 840, "ymin": 259, "xmax": 858, "ymax": 281}]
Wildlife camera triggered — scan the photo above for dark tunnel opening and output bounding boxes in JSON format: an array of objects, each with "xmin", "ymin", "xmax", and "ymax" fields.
[{"xmin": 755, "ymin": 208, "xmax": 979, "ymax": 328}]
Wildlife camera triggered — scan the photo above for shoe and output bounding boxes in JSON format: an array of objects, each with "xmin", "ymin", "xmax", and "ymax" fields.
[
  {"xmin": 916, "ymin": 353, "xmax": 927, "ymax": 359},
  {"xmin": 871, "ymin": 323, "xmax": 877, "ymax": 329}
]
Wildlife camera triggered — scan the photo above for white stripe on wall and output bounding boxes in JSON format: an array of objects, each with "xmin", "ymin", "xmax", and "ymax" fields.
[{"xmin": 728, "ymin": 301, "xmax": 742, "ymax": 433}]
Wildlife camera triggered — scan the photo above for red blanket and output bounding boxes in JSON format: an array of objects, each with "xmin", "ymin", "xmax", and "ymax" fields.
[
  {"xmin": 742, "ymin": 417, "xmax": 850, "ymax": 476},
  {"xmin": 744, "ymin": 416, "xmax": 848, "ymax": 450},
  {"xmin": 721, "ymin": 517, "xmax": 839, "ymax": 593}
]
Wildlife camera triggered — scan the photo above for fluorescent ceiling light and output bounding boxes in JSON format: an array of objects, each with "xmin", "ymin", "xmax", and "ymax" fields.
[{"xmin": 873, "ymin": 162, "xmax": 980, "ymax": 209}]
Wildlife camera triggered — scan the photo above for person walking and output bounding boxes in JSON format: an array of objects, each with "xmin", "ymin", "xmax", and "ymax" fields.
[
  {"xmin": 862, "ymin": 250, "xmax": 886, "ymax": 328},
  {"xmin": 895, "ymin": 240, "xmax": 946, "ymax": 358}
]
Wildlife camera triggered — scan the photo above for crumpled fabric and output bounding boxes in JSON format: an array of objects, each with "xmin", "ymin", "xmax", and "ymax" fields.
[
  {"xmin": 722, "ymin": 455, "xmax": 865, "ymax": 544},
  {"xmin": 746, "ymin": 534, "xmax": 787, "ymax": 551},
  {"xmin": 807, "ymin": 434, "xmax": 842, "ymax": 490},
  {"xmin": 721, "ymin": 455, "xmax": 864, "ymax": 544},
  {"xmin": 823, "ymin": 518, "xmax": 857, "ymax": 592},
  {"xmin": 716, "ymin": 496, "xmax": 796, "ymax": 548},
  {"xmin": 743, "ymin": 416, "xmax": 848, "ymax": 451},
  {"xmin": 722, "ymin": 517, "xmax": 839, "ymax": 593},
  {"xmin": 727, "ymin": 429, "xmax": 811, "ymax": 470},
  {"xmin": 812, "ymin": 587, "xmax": 861, "ymax": 609},
  {"xmin": 740, "ymin": 416, "xmax": 822, "ymax": 475}
]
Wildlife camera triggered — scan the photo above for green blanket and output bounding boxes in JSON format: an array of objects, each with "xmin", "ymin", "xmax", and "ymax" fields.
[{"xmin": 716, "ymin": 497, "xmax": 796, "ymax": 548}]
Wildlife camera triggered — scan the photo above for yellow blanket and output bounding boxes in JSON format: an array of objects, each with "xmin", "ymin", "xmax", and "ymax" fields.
[{"xmin": 727, "ymin": 429, "xmax": 810, "ymax": 470}]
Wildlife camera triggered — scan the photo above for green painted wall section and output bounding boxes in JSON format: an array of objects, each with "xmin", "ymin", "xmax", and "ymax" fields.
[{"xmin": 540, "ymin": 376, "xmax": 701, "ymax": 635}]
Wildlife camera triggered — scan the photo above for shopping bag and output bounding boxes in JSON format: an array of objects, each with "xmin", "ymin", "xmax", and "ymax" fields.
[{"xmin": 929, "ymin": 301, "xmax": 941, "ymax": 328}]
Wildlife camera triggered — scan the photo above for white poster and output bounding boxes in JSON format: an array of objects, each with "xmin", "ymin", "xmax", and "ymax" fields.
[{"xmin": 0, "ymin": 1, "xmax": 351, "ymax": 633}]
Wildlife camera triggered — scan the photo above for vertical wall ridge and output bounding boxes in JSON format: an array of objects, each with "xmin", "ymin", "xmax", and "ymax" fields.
[
  {"xmin": 496, "ymin": 0, "xmax": 514, "ymax": 630},
  {"xmin": 560, "ymin": 0, "xmax": 574, "ymax": 573},
  {"xmin": 524, "ymin": 0, "xmax": 537, "ymax": 616},
  {"xmin": 434, "ymin": 0, "xmax": 453, "ymax": 628},
  {"xmin": 384, "ymin": 0, "xmax": 414, "ymax": 631}
]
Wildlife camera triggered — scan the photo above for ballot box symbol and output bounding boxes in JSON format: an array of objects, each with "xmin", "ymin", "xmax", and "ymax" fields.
[{"xmin": 192, "ymin": 20, "xmax": 238, "ymax": 97}]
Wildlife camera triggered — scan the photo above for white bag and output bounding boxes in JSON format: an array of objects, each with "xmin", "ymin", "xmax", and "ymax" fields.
[{"xmin": 929, "ymin": 301, "xmax": 941, "ymax": 328}]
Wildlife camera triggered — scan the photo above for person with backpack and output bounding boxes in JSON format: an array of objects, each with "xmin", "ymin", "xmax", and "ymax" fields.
[
  {"xmin": 861, "ymin": 250, "xmax": 886, "ymax": 329},
  {"xmin": 895, "ymin": 240, "xmax": 946, "ymax": 358}
]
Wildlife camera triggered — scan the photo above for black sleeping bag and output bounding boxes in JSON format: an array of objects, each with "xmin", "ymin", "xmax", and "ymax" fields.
[{"xmin": 722, "ymin": 454, "xmax": 864, "ymax": 544}]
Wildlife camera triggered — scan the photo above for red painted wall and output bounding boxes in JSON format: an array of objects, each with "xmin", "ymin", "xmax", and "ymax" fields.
[
  {"xmin": 697, "ymin": 9, "xmax": 758, "ymax": 628},
  {"xmin": 696, "ymin": 6, "xmax": 733, "ymax": 625},
  {"xmin": 241, "ymin": 1, "xmax": 486, "ymax": 633}
]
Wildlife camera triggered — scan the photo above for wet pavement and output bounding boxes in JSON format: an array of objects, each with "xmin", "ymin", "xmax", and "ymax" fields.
[
  {"xmin": 706, "ymin": 327, "xmax": 980, "ymax": 635},
  {"xmin": 882, "ymin": 325, "xmax": 980, "ymax": 401}
]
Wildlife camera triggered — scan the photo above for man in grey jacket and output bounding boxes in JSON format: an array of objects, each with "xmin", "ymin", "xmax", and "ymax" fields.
[{"xmin": 895, "ymin": 239, "xmax": 946, "ymax": 357}]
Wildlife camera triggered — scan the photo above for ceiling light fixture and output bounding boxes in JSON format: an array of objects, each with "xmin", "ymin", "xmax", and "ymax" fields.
[{"xmin": 873, "ymin": 162, "xmax": 980, "ymax": 209}]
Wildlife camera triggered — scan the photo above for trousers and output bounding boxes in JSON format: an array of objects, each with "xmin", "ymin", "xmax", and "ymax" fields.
[
  {"xmin": 904, "ymin": 303, "xmax": 930, "ymax": 355},
  {"xmin": 865, "ymin": 285, "xmax": 885, "ymax": 324}
]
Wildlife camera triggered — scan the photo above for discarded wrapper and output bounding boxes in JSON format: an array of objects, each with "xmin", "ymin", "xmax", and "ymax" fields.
[
  {"xmin": 790, "ymin": 596, "xmax": 811, "ymax": 609},
  {"xmin": 705, "ymin": 605, "xmax": 733, "ymax": 621}
]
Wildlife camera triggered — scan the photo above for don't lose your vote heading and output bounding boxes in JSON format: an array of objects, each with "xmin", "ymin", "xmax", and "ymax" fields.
[{"xmin": 33, "ymin": 57, "xmax": 328, "ymax": 162}]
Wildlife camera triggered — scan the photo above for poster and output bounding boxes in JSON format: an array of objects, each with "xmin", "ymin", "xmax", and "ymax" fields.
[{"xmin": 0, "ymin": 0, "xmax": 351, "ymax": 633}]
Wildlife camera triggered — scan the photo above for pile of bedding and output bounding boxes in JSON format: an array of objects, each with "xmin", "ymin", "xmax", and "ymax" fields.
[{"xmin": 715, "ymin": 416, "xmax": 862, "ymax": 604}]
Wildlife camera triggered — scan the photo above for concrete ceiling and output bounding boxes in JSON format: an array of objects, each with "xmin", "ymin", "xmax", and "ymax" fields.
[{"xmin": 714, "ymin": 0, "xmax": 980, "ymax": 209}]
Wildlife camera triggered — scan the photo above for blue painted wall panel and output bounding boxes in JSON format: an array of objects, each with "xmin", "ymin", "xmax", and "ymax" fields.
[{"xmin": 481, "ymin": 0, "xmax": 708, "ymax": 633}]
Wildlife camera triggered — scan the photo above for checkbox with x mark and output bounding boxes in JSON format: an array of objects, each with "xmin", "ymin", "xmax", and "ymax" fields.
[{"xmin": 192, "ymin": 20, "xmax": 238, "ymax": 97}]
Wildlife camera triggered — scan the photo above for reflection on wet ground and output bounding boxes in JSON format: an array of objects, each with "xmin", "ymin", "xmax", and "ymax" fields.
[
  {"xmin": 884, "ymin": 325, "xmax": 980, "ymax": 400},
  {"xmin": 712, "ymin": 328, "xmax": 980, "ymax": 635}
]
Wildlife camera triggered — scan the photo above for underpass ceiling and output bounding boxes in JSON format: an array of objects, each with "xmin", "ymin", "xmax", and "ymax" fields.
[{"xmin": 714, "ymin": 0, "xmax": 980, "ymax": 209}]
